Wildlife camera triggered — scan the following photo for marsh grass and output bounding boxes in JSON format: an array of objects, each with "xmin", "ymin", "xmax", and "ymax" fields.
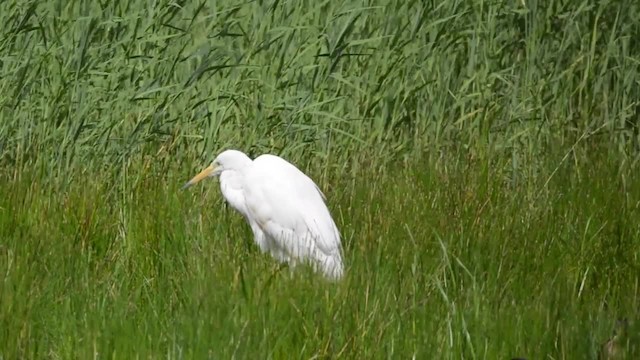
[
  {"xmin": 1, "ymin": 0, "xmax": 640, "ymax": 358},
  {"xmin": 1, "ymin": 156, "xmax": 639, "ymax": 358}
]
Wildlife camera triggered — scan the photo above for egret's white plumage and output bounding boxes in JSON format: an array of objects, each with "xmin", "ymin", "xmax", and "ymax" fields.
[{"xmin": 183, "ymin": 149, "xmax": 344, "ymax": 280}]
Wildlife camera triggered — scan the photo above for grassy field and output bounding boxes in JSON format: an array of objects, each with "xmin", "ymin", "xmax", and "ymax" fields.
[{"xmin": 1, "ymin": 0, "xmax": 640, "ymax": 358}]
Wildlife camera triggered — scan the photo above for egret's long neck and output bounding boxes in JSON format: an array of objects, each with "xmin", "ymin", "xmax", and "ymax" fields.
[{"xmin": 219, "ymin": 170, "xmax": 249, "ymax": 217}]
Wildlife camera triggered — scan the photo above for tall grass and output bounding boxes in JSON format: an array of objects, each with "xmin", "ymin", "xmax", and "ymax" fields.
[
  {"xmin": 1, "ymin": 0, "xmax": 638, "ymax": 173},
  {"xmin": 1, "ymin": 157, "xmax": 639, "ymax": 358},
  {"xmin": 1, "ymin": 0, "xmax": 639, "ymax": 358}
]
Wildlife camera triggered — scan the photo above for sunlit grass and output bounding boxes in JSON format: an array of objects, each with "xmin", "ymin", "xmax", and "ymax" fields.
[{"xmin": 1, "ymin": 1, "xmax": 638, "ymax": 172}]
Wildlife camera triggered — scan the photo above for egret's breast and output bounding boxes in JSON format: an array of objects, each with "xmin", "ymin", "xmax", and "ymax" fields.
[{"xmin": 219, "ymin": 171, "xmax": 248, "ymax": 215}]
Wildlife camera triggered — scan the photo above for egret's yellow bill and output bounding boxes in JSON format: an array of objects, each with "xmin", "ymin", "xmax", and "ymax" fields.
[{"xmin": 181, "ymin": 164, "xmax": 215, "ymax": 190}]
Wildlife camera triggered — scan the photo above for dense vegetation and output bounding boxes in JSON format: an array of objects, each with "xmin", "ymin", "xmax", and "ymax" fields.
[{"xmin": 1, "ymin": 0, "xmax": 639, "ymax": 358}]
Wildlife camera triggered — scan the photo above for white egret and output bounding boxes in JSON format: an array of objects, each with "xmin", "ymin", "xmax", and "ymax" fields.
[{"xmin": 182, "ymin": 149, "xmax": 344, "ymax": 280}]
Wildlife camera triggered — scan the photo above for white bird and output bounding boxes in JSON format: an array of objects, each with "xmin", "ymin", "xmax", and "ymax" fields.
[{"xmin": 182, "ymin": 149, "xmax": 344, "ymax": 280}]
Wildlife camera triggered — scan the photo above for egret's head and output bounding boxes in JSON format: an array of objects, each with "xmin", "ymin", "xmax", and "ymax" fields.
[{"xmin": 181, "ymin": 149, "xmax": 252, "ymax": 190}]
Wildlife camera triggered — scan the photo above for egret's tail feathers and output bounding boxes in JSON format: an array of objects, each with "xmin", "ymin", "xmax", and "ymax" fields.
[{"xmin": 318, "ymin": 254, "xmax": 344, "ymax": 281}]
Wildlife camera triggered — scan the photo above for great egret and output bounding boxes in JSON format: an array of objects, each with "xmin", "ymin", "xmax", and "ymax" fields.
[{"xmin": 182, "ymin": 149, "xmax": 344, "ymax": 280}]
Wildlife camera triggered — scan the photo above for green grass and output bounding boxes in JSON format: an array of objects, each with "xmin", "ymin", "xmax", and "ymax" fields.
[
  {"xmin": 1, "ymin": 0, "xmax": 640, "ymax": 358},
  {"xmin": 1, "ymin": 157, "xmax": 639, "ymax": 358}
]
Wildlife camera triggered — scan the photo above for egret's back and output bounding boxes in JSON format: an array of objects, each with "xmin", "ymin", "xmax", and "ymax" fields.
[{"xmin": 242, "ymin": 154, "xmax": 343, "ymax": 279}]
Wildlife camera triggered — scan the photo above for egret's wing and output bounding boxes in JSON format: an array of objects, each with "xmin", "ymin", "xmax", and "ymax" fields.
[
  {"xmin": 242, "ymin": 155, "xmax": 342, "ymax": 257},
  {"xmin": 314, "ymin": 183, "xmax": 327, "ymax": 200}
]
